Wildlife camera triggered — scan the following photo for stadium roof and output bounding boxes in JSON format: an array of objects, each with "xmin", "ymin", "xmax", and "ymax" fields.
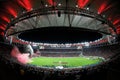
[{"xmin": 0, "ymin": 0, "xmax": 120, "ymax": 43}]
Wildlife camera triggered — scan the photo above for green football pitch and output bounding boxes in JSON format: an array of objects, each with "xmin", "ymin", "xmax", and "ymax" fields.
[{"xmin": 28, "ymin": 56, "xmax": 104, "ymax": 68}]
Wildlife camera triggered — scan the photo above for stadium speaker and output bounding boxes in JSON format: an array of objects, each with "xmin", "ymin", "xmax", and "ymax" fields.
[
  {"xmin": 101, "ymin": 21, "xmax": 106, "ymax": 24},
  {"xmin": 11, "ymin": 23, "xmax": 15, "ymax": 26},
  {"xmin": 58, "ymin": 11, "xmax": 61, "ymax": 17}
]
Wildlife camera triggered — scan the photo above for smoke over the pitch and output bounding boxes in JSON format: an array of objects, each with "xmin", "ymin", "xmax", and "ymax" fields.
[{"xmin": 11, "ymin": 46, "xmax": 31, "ymax": 64}]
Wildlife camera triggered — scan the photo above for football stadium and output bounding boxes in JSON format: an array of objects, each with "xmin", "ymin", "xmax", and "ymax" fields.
[{"xmin": 0, "ymin": 0, "xmax": 120, "ymax": 80}]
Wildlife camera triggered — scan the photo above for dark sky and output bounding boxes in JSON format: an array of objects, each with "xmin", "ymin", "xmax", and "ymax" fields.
[{"xmin": 18, "ymin": 27, "xmax": 102, "ymax": 43}]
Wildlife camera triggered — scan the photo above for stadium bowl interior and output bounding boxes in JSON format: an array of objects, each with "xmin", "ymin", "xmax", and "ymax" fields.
[{"xmin": 0, "ymin": 0, "xmax": 120, "ymax": 80}]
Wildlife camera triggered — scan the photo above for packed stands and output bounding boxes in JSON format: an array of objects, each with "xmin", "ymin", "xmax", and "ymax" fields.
[{"xmin": 0, "ymin": 42, "xmax": 120, "ymax": 80}]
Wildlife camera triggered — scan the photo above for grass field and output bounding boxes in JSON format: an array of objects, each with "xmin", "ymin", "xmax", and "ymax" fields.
[{"xmin": 28, "ymin": 56, "xmax": 104, "ymax": 68}]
